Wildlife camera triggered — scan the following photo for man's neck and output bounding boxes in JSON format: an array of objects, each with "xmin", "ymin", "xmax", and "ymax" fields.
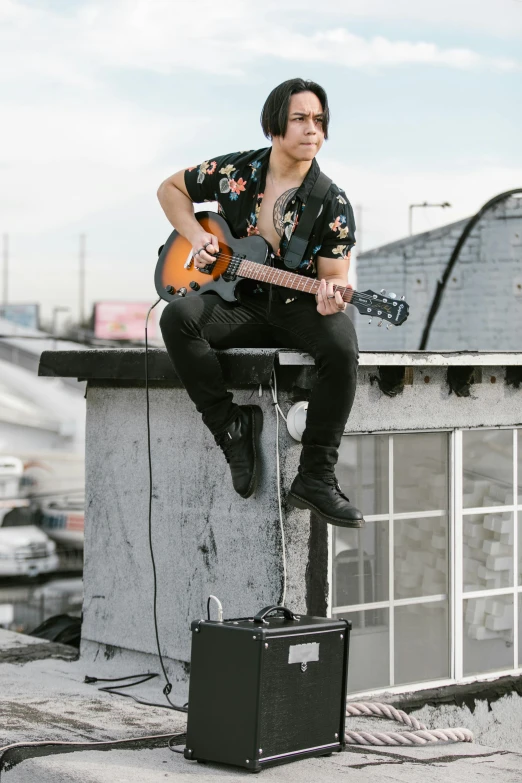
[{"xmin": 268, "ymin": 145, "xmax": 313, "ymax": 188}]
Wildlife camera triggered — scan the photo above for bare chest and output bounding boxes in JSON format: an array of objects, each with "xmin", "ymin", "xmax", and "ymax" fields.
[{"xmin": 256, "ymin": 182, "xmax": 299, "ymax": 253}]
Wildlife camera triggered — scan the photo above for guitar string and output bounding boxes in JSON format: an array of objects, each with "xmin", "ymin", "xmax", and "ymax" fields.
[{"xmin": 185, "ymin": 251, "xmax": 401, "ymax": 308}]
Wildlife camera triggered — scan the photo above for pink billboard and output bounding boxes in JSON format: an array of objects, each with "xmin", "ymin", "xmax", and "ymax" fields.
[{"xmin": 94, "ymin": 302, "xmax": 157, "ymax": 341}]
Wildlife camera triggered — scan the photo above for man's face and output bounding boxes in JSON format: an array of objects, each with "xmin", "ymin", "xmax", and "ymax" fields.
[{"xmin": 272, "ymin": 91, "xmax": 325, "ymax": 161}]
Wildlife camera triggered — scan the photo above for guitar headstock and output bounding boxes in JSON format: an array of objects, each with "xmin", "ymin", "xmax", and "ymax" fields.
[{"xmin": 352, "ymin": 289, "xmax": 410, "ymax": 328}]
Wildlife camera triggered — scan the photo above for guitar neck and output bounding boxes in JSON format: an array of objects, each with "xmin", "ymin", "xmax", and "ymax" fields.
[{"xmin": 238, "ymin": 260, "xmax": 358, "ymax": 304}]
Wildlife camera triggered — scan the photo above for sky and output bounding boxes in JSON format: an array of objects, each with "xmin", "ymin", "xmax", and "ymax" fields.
[{"xmin": 1, "ymin": 0, "xmax": 521, "ymax": 323}]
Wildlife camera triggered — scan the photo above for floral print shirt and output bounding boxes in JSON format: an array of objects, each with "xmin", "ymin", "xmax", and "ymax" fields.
[{"xmin": 184, "ymin": 147, "xmax": 356, "ymax": 281}]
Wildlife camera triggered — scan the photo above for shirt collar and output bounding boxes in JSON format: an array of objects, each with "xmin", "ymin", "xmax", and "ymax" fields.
[{"xmin": 258, "ymin": 147, "xmax": 321, "ymax": 204}]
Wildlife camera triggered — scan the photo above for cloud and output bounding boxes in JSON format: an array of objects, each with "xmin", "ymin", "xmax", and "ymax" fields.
[
  {"xmin": 245, "ymin": 29, "xmax": 518, "ymax": 72},
  {"xmin": 0, "ymin": 0, "xmax": 518, "ymax": 86},
  {"xmin": 268, "ymin": 0, "xmax": 522, "ymax": 40}
]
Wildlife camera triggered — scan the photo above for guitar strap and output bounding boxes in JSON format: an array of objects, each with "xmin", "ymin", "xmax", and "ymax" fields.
[{"xmin": 283, "ymin": 171, "xmax": 332, "ymax": 270}]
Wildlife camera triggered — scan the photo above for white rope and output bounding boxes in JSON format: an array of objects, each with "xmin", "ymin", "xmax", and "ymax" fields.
[{"xmin": 345, "ymin": 701, "xmax": 473, "ymax": 746}]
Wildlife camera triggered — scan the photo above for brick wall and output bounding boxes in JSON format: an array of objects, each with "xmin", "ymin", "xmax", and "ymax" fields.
[{"xmin": 356, "ymin": 196, "xmax": 522, "ymax": 351}]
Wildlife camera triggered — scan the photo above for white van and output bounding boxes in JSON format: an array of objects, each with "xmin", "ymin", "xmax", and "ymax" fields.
[{"xmin": 0, "ymin": 456, "xmax": 59, "ymax": 577}]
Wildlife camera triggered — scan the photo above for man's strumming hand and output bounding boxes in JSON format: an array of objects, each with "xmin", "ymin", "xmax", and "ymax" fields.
[{"xmin": 189, "ymin": 229, "xmax": 220, "ymax": 269}]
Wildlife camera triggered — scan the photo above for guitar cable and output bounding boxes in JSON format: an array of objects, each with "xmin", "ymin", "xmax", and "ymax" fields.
[
  {"xmin": 86, "ymin": 296, "xmax": 189, "ymax": 714},
  {"xmin": 143, "ymin": 296, "xmax": 188, "ymax": 713}
]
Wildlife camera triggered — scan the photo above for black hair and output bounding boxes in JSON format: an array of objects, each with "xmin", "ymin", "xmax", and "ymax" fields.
[{"xmin": 260, "ymin": 78, "xmax": 330, "ymax": 140}]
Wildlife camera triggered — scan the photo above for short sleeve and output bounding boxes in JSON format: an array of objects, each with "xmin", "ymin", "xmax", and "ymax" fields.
[
  {"xmin": 317, "ymin": 189, "xmax": 356, "ymax": 260},
  {"xmin": 184, "ymin": 152, "xmax": 242, "ymax": 204}
]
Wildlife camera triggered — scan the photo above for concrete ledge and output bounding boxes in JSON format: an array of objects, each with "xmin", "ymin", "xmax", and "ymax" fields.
[
  {"xmin": 39, "ymin": 349, "xmax": 522, "ymax": 383},
  {"xmin": 279, "ymin": 350, "xmax": 522, "ymax": 366},
  {"xmin": 38, "ymin": 347, "xmax": 277, "ymax": 386}
]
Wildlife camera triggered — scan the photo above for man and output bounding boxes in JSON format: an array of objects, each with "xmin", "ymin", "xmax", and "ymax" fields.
[{"xmin": 157, "ymin": 78, "xmax": 364, "ymax": 528}]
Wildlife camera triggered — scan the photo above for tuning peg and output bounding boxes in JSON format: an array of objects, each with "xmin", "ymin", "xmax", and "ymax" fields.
[
  {"xmin": 378, "ymin": 320, "xmax": 383, "ymax": 327},
  {"xmin": 400, "ymin": 295, "xmax": 406, "ymax": 301},
  {"xmin": 368, "ymin": 318, "xmax": 372, "ymax": 325},
  {"xmin": 386, "ymin": 323, "xmax": 391, "ymax": 330},
  {"xmin": 389, "ymin": 292, "xmax": 396, "ymax": 299},
  {"xmin": 380, "ymin": 289, "xmax": 386, "ymax": 295}
]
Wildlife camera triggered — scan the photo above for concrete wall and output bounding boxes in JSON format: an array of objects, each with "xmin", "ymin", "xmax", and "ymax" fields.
[
  {"xmin": 356, "ymin": 195, "xmax": 522, "ymax": 352},
  {"xmin": 80, "ymin": 381, "xmax": 318, "ymax": 698}
]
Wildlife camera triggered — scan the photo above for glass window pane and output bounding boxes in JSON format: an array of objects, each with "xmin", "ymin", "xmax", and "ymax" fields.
[
  {"xmin": 518, "ymin": 430, "xmax": 522, "ymax": 505},
  {"xmin": 395, "ymin": 516, "xmax": 448, "ymax": 599},
  {"xmin": 333, "ymin": 522, "xmax": 389, "ymax": 608},
  {"xmin": 519, "ymin": 597, "xmax": 522, "ymax": 668},
  {"xmin": 338, "ymin": 435, "xmax": 388, "ymax": 516},
  {"xmin": 335, "ymin": 609, "xmax": 390, "ymax": 693},
  {"xmin": 519, "ymin": 515, "xmax": 522, "ymax": 586},
  {"xmin": 394, "ymin": 433, "xmax": 448, "ymax": 513},
  {"xmin": 395, "ymin": 601, "xmax": 449, "ymax": 685},
  {"xmin": 463, "ymin": 430, "xmax": 513, "ymax": 508},
  {"xmin": 463, "ymin": 595, "xmax": 514, "ymax": 676},
  {"xmin": 463, "ymin": 512, "xmax": 514, "ymax": 592}
]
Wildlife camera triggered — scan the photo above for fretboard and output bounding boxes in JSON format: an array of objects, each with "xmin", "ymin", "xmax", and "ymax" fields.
[{"xmin": 238, "ymin": 260, "xmax": 357, "ymax": 304}]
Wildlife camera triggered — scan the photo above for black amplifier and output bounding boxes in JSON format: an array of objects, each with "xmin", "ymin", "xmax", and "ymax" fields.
[{"xmin": 184, "ymin": 605, "xmax": 350, "ymax": 772}]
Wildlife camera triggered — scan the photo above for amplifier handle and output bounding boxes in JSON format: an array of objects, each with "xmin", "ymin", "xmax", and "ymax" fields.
[{"xmin": 253, "ymin": 605, "xmax": 298, "ymax": 624}]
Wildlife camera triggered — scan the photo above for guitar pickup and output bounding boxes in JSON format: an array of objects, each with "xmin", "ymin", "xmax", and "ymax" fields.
[{"xmin": 222, "ymin": 253, "xmax": 244, "ymax": 282}]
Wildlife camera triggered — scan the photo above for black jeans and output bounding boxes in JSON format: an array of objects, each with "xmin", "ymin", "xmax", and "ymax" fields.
[{"xmin": 160, "ymin": 286, "xmax": 359, "ymax": 460}]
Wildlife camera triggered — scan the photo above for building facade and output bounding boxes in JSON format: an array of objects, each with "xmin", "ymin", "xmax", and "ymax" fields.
[{"xmin": 356, "ymin": 195, "xmax": 522, "ymax": 352}]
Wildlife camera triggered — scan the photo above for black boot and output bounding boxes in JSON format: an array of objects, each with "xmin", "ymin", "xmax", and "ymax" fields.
[
  {"xmin": 287, "ymin": 445, "xmax": 365, "ymax": 528},
  {"xmin": 214, "ymin": 405, "xmax": 263, "ymax": 499}
]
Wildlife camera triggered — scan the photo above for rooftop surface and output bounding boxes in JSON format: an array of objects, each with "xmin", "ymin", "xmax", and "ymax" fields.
[{"xmin": 1, "ymin": 629, "xmax": 522, "ymax": 782}]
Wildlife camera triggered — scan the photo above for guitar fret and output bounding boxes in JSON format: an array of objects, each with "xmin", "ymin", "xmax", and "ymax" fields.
[{"xmin": 238, "ymin": 260, "xmax": 353, "ymax": 303}]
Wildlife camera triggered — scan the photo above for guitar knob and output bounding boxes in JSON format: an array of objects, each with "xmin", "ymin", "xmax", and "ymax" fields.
[
  {"xmin": 177, "ymin": 287, "xmax": 187, "ymax": 297},
  {"xmin": 389, "ymin": 292, "xmax": 396, "ymax": 299},
  {"xmin": 189, "ymin": 281, "xmax": 200, "ymax": 291},
  {"xmin": 165, "ymin": 285, "xmax": 175, "ymax": 294}
]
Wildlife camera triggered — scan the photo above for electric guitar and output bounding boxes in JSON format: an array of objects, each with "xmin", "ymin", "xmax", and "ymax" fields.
[{"xmin": 155, "ymin": 212, "xmax": 409, "ymax": 327}]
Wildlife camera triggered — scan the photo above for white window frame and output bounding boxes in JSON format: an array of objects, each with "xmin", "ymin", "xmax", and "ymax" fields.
[{"xmin": 332, "ymin": 426, "xmax": 521, "ymax": 698}]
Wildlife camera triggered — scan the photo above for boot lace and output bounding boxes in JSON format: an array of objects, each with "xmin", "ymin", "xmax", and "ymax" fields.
[
  {"xmin": 322, "ymin": 474, "xmax": 350, "ymax": 501},
  {"xmin": 215, "ymin": 430, "xmax": 234, "ymax": 463}
]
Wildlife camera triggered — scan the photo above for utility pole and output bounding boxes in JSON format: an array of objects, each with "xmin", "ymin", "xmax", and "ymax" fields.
[
  {"xmin": 2, "ymin": 233, "xmax": 8, "ymax": 305},
  {"xmin": 79, "ymin": 233, "xmax": 86, "ymax": 325},
  {"xmin": 409, "ymin": 202, "xmax": 451, "ymax": 236}
]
